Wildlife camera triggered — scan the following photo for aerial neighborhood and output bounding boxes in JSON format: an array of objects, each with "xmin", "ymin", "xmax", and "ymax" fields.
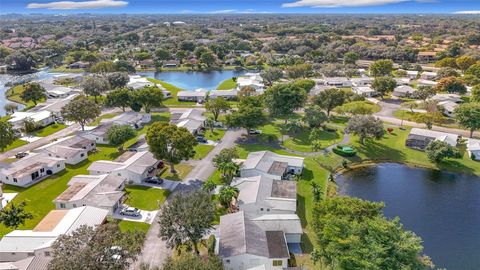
[{"xmin": 0, "ymin": 9, "xmax": 479, "ymax": 270}]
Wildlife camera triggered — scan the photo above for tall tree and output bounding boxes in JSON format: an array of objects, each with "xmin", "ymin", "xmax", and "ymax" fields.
[
  {"xmin": 286, "ymin": 64, "xmax": 312, "ymax": 79},
  {"xmin": 146, "ymin": 122, "xmax": 197, "ymax": 173},
  {"xmin": 435, "ymin": 77, "xmax": 467, "ymax": 94},
  {"xmin": 217, "ymin": 162, "xmax": 239, "ymax": 184},
  {"xmin": 82, "ymin": 75, "xmax": 110, "ymax": 103},
  {"xmin": 226, "ymin": 103, "xmax": 264, "ymax": 135},
  {"xmin": 260, "ymin": 67, "xmax": 283, "ymax": 86},
  {"xmin": 3, "ymin": 103, "xmax": 18, "ymax": 114},
  {"xmin": 20, "ymin": 82, "xmax": 46, "ymax": 105},
  {"xmin": 106, "ymin": 125, "xmax": 136, "ymax": 151},
  {"xmin": 372, "ymin": 76, "xmax": 397, "ymax": 99},
  {"xmin": 345, "ymin": 115, "xmax": 385, "ymax": 144},
  {"xmin": 0, "ymin": 121, "xmax": 16, "ymax": 152},
  {"xmin": 471, "ymin": 85, "xmax": 480, "ymax": 102},
  {"xmin": 107, "ymin": 72, "xmax": 130, "ymax": 88},
  {"xmin": 0, "ymin": 202, "xmax": 33, "ymax": 229},
  {"xmin": 313, "ymin": 88, "xmax": 346, "ymax": 117},
  {"xmin": 218, "ymin": 185, "xmax": 239, "ymax": 208},
  {"xmin": 105, "ymin": 88, "xmax": 131, "ymax": 111},
  {"xmin": 213, "ymin": 147, "xmax": 239, "ymax": 167},
  {"xmin": 61, "ymin": 95, "xmax": 101, "ymax": 131},
  {"xmin": 264, "ymin": 83, "xmax": 306, "ymax": 123},
  {"xmin": 49, "ymin": 223, "xmax": 144, "ymax": 270},
  {"xmin": 158, "ymin": 191, "xmax": 215, "ymax": 254},
  {"xmin": 412, "ymin": 86, "xmax": 436, "ymax": 101},
  {"xmin": 425, "ymin": 140, "xmax": 460, "ymax": 163},
  {"xmin": 343, "ymin": 51, "xmax": 359, "ymax": 65},
  {"xmin": 131, "ymin": 86, "xmax": 164, "ymax": 113},
  {"xmin": 454, "ymin": 102, "xmax": 480, "ymax": 138},
  {"xmin": 5, "ymin": 51, "xmax": 36, "ymax": 71},
  {"xmin": 162, "ymin": 254, "xmax": 223, "ymax": 270},
  {"xmin": 456, "ymin": 56, "xmax": 476, "ymax": 73},
  {"xmin": 304, "ymin": 105, "xmax": 327, "ymax": 128},
  {"xmin": 205, "ymin": 97, "xmax": 230, "ymax": 122},
  {"xmin": 369, "ymin": 59, "xmax": 394, "ymax": 77}
]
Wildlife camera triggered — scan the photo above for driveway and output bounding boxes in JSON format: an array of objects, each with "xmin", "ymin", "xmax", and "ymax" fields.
[
  {"xmin": 112, "ymin": 208, "xmax": 158, "ymax": 224},
  {"xmin": 136, "ymin": 180, "xmax": 180, "ymax": 192}
]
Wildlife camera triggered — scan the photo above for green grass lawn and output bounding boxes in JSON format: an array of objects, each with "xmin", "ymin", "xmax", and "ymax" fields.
[
  {"xmin": 32, "ymin": 123, "xmax": 67, "ymax": 137},
  {"xmin": 147, "ymin": 78, "xmax": 196, "ymax": 107},
  {"xmin": 118, "ymin": 220, "xmax": 151, "ymax": 233},
  {"xmin": 1, "ymin": 139, "xmax": 28, "ymax": 153},
  {"xmin": 158, "ymin": 164, "xmax": 193, "ymax": 181},
  {"xmin": 284, "ymin": 128, "xmax": 343, "ymax": 153},
  {"xmin": 0, "ymin": 146, "xmax": 120, "ymax": 237},
  {"xmin": 124, "ymin": 185, "xmax": 170, "ymax": 211},
  {"xmin": 194, "ymin": 144, "xmax": 214, "ymax": 160},
  {"xmin": 216, "ymin": 78, "xmax": 237, "ymax": 90},
  {"xmin": 88, "ymin": 113, "xmax": 118, "ymax": 126},
  {"xmin": 123, "ymin": 111, "xmax": 171, "ymax": 149},
  {"xmin": 201, "ymin": 129, "xmax": 226, "ymax": 141},
  {"xmin": 50, "ymin": 65, "xmax": 85, "ymax": 73},
  {"xmin": 5, "ymin": 85, "xmax": 46, "ymax": 107},
  {"xmin": 392, "ymin": 109, "xmax": 456, "ymax": 128}
]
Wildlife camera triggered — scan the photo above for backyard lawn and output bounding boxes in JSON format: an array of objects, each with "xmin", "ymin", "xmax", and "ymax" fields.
[
  {"xmin": 194, "ymin": 144, "xmax": 214, "ymax": 159},
  {"xmin": 1, "ymin": 139, "xmax": 28, "ymax": 153},
  {"xmin": 125, "ymin": 185, "xmax": 170, "ymax": 210},
  {"xmin": 147, "ymin": 78, "xmax": 196, "ymax": 107},
  {"xmin": 283, "ymin": 128, "xmax": 343, "ymax": 153},
  {"xmin": 0, "ymin": 146, "xmax": 120, "ymax": 237},
  {"xmin": 158, "ymin": 164, "xmax": 193, "ymax": 181},
  {"xmin": 88, "ymin": 113, "xmax": 118, "ymax": 126},
  {"xmin": 5, "ymin": 85, "xmax": 45, "ymax": 108},
  {"xmin": 32, "ymin": 123, "xmax": 67, "ymax": 137},
  {"xmin": 216, "ymin": 78, "xmax": 236, "ymax": 90},
  {"xmin": 202, "ymin": 129, "xmax": 226, "ymax": 141},
  {"xmin": 118, "ymin": 220, "xmax": 151, "ymax": 233}
]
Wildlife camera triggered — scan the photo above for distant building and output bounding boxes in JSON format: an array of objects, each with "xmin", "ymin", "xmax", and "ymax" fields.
[
  {"xmin": 322, "ymin": 77, "xmax": 352, "ymax": 88},
  {"xmin": 177, "ymin": 89, "xmax": 208, "ymax": 103},
  {"xmin": 417, "ymin": 51, "xmax": 437, "ymax": 63},
  {"xmin": 8, "ymin": 111, "xmax": 55, "ymax": 130},
  {"xmin": 438, "ymin": 101, "xmax": 459, "ymax": 117},
  {"xmin": 209, "ymin": 89, "xmax": 238, "ymax": 100},
  {"xmin": 406, "ymin": 128, "xmax": 459, "ymax": 150},
  {"xmin": 392, "ymin": 85, "xmax": 416, "ymax": 98},
  {"xmin": 352, "ymin": 86, "xmax": 377, "ymax": 97}
]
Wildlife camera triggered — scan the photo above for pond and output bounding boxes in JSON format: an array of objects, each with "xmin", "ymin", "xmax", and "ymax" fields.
[
  {"xmin": 138, "ymin": 70, "xmax": 247, "ymax": 90},
  {"xmin": 336, "ymin": 163, "xmax": 480, "ymax": 270}
]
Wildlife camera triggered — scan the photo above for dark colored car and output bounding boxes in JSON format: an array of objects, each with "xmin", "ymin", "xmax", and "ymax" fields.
[
  {"xmin": 144, "ymin": 176, "xmax": 164, "ymax": 185},
  {"xmin": 196, "ymin": 136, "xmax": 208, "ymax": 143},
  {"xmin": 15, "ymin": 152, "xmax": 29, "ymax": 159}
]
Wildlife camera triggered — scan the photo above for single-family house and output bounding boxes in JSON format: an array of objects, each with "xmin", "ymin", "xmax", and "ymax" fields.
[
  {"xmin": 406, "ymin": 128, "xmax": 459, "ymax": 150},
  {"xmin": 209, "ymin": 89, "xmax": 238, "ymax": 100},
  {"xmin": 430, "ymin": 93, "xmax": 462, "ymax": 104},
  {"xmin": 31, "ymin": 94, "xmax": 78, "ymax": 117},
  {"xmin": 352, "ymin": 86, "xmax": 377, "ymax": 97},
  {"xmin": 101, "ymin": 111, "xmax": 151, "ymax": 129},
  {"xmin": 219, "ymin": 211, "xmax": 290, "ymax": 270},
  {"xmin": 170, "ymin": 109, "xmax": 206, "ymax": 134},
  {"xmin": 438, "ymin": 101, "xmax": 459, "ymax": 117},
  {"xmin": 323, "ymin": 77, "xmax": 352, "ymax": 88},
  {"xmin": 8, "ymin": 111, "xmax": 55, "ymax": 130},
  {"xmin": 80, "ymin": 123, "xmax": 112, "ymax": 144},
  {"xmin": 164, "ymin": 60, "xmax": 180, "ymax": 68},
  {"xmin": 53, "ymin": 174, "xmax": 125, "ymax": 215},
  {"xmin": 87, "ymin": 151, "xmax": 159, "ymax": 184},
  {"xmin": 237, "ymin": 74, "xmax": 264, "ymax": 91},
  {"xmin": 466, "ymin": 139, "xmax": 480, "ymax": 161},
  {"xmin": 177, "ymin": 89, "xmax": 208, "ymax": 103},
  {"xmin": 417, "ymin": 51, "xmax": 437, "ymax": 63},
  {"xmin": 405, "ymin": 70, "xmax": 419, "ymax": 79},
  {"xmin": 249, "ymin": 214, "xmax": 303, "ymax": 245},
  {"xmin": 240, "ymin": 151, "xmax": 304, "ymax": 180},
  {"xmin": 350, "ymin": 76, "xmax": 374, "ymax": 87},
  {"xmin": 420, "ymin": 72, "xmax": 437, "ymax": 80},
  {"xmin": 231, "ymin": 175, "xmax": 297, "ymax": 215},
  {"xmin": 417, "ymin": 79, "xmax": 438, "ymax": 88},
  {"xmin": 32, "ymin": 135, "xmax": 95, "ymax": 165},
  {"xmin": 392, "ymin": 85, "xmax": 416, "ymax": 98},
  {"xmin": 0, "ymin": 153, "xmax": 65, "ymax": 187},
  {"xmin": 0, "ymin": 206, "xmax": 108, "ymax": 263},
  {"xmin": 395, "ymin": 77, "xmax": 411, "ymax": 86}
]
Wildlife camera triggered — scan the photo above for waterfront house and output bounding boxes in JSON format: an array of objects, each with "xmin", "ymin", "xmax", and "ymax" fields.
[
  {"xmin": 467, "ymin": 139, "xmax": 480, "ymax": 161},
  {"xmin": 209, "ymin": 89, "xmax": 238, "ymax": 100},
  {"xmin": 406, "ymin": 128, "xmax": 459, "ymax": 150},
  {"xmin": 8, "ymin": 111, "xmax": 55, "ymax": 130},
  {"xmin": 33, "ymin": 135, "xmax": 95, "ymax": 165},
  {"xmin": 322, "ymin": 77, "xmax": 352, "ymax": 88},
  {"xmin": 177, "ymin": 89, "xmax": 208, "ymax": 103}
]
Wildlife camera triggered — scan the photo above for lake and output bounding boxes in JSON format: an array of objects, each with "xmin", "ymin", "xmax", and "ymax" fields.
[
  {"xmin": 336, "ymin": 163, "xmax": 480, "ymax": 270},
  {"xmin": 138, "ymin": 70, "xmax": 246, "ymax": 90}
]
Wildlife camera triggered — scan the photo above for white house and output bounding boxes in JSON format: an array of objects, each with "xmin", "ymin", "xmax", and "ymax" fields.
[
  {"xmin": 394, "ymin": 77, "xmax": 411, "ymax": 86},
  {"xmin": 53, "ymin": 174, "xmax": 125, "ymax": 215},
  {"xmin": 352, "ymin": 86, "xmax": 377, "ymax": 97},
  {"xmin": 0, "ymin": 153, "xmax": 65, "ymax": 187},
  {"xmin": 406, "ymin": 128, "xmax": 459, "ymax": 150},
  {"xmin": 32, "ymin": 135, "xmax": 95, "ymax": 165},
  {"xmin": 240, "ymin": 151, "xmax": 304, "ymax": 180},
  {"xmin": 420, "ymin": 71, "xmax": 437, "ymax": 80},
  {"xmin": 209, "ymin": 89, "xmax": 238, "ymax": 100},
  {"xmin": 177, "ymin": 89, "xmax": 208, "ymax": 102},
  {"xmin": 430, "ymin": 93, "xmax": 462, "ymax": 104},
  {"xmin": 170, "ymin": 109, "xmax": 206, "ymax": 134},
  {"xmin": 417, "ymin": 79, "xmax": 438, "ymax": 88},
  {"xmin": 87, "ymin": 151, "xmax": 158, "ymax": 184},
  {"xmin": 249, "ymin": 214, "xmax": 303, "ymax": 244},
  {"xmin": 350, "ymin": 76, "xmax": 373, "ymax": 87},
  {"xmin": 323, "ymin": 77, "xmax": 352, "ymax": 88},
  {"xmin": 31, "ymin": 94, "xmax": 78, "ymax": 117},
  {"xmin": 0, "ymin": 206, "xmax": 108, "ymax": 263},
  {"xmin": 405, "ymin": 70, "xmax": 419, "ymax": 79},
  {"xmin": 438, "ymin": 101, "xmax": 459, "ymax": 117},
  {"xmin": 237, "ymin": 73, "xmax": 264, "ymax": 91},
  {"xmin": 467, "ymin": 139, "xmax": 480, "ymax": 161},
  {"xmin": 101, "ymin": 111, "xmax": 151, "ymax": 129},
  {"xmin": 392, "ymin": 85, "xmax": 416, "ymax": 98},
  {"xmin": 219, "ymin": 211, "xmax": 290, "ymax": 270},
  {"xmin": 80, "ymin": 123, "xmax": 111, "ymax": 144},
  {"xmin": 8, "ymin": 111, "xmax": 55, "ymax": 130},
  {"xmin": 231, "ymin": 175, "xmax": 297, "ymax": 215}
]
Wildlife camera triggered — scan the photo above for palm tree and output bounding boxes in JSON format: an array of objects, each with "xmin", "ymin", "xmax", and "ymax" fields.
[
  {"xmin": 218, "ymin": 161, "xmax": 239, "ymax": 184},
  {"xmin": 218, "ymin": 186, "xmax": 239, "ymax": 208}
]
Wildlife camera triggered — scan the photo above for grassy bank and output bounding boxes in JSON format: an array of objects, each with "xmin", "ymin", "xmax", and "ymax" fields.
[{"xmin": 216, "ymin": 78, "xmax": 236, "ymax": 90}]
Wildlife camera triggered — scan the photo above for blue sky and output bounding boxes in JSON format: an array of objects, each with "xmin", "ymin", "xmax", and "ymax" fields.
[{"xmin": 0, "ymin": 0, "xmax": 479, "ymax": 14}]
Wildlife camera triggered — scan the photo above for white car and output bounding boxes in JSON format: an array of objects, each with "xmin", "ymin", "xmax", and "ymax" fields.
[{"xmin": 120, "ymin": 207, "xmax": 141, "ymax": 217}]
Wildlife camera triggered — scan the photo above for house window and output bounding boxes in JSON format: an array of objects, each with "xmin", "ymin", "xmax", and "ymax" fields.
[
  {"xmin": 40, "ymin": 168, "xmax": 45, "ymax": 173},
  {"xmin": 225, "ymin": 260, "xmax": 230, "ymax": 264},
  {"xmin": 48, "ymin": 154, "xmax": 52, "ymax": 156},
  {"xmin": 267, "ymin": 208, "xmax": 270, "ymax": 212},
  {"xmin": 5, "ymin": 176, "xmax": 8, "ymax": 180},
  {"xmin": 60, "ymin": 203, "xmax": 66, "ymax": 208},
  {"xmin": 272, "ymin": 260, "xmax": 283, "ymax": 266},
  {"xmin": 91, "ymin": 143, "xmax": 94, "ymax": 146},
  {"xmin": 118, "ymin": 173, "xmax": 121, "ymax": 176},
  {"xmin": 260, "ymin": 208, "xmax": 264, "ymax": 211},
  {"xmin": 13, "ymin": 178, "xmax": 17, "ymax": 183},
  {"xmin": 73, "ymin": 204, "xmax": 77, "ymax": 208},
  {"xmin": 81, "ymin": 153, "xmax": 85, "ymax": 157},
  {"xmin": 44, "ymin": 251, "xmax": 50, "ymax": 256},
  {"xmin": 57, "ymin": 164, "xmax": 60, "ymax": 167},
  {"xmin": 27, "ymin": 252, "xmax": 34, "ymax": 256}
]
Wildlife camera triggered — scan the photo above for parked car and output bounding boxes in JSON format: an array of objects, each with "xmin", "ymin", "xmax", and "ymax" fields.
[
  {"xmin": 120, "ymin": 207, "xmax": 141, "ymax": 217},
  {"xmin": 196, "ymin": 136, "xmax": 208, "ymax": 143},
  {"xmin": 15, "ymin": 152, "xmax": 29, "ymax": 159},
  {"xmin": 248, "ymin": 129, "xmax": 262, "ymax": 135},
  {"xmin": 145, "ymin": 176, "xmax": 164, "ymax": 185}
]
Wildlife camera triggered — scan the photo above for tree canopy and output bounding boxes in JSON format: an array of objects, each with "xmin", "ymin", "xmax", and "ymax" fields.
[
  {"xmin": 205, "ymin": 97, "xmax": 230, "ymax": 122},
  {"xmin": 345, "ymin": 115, "xmax": 384, "ymax": 144},
  {"xmin": 0, "ymin": 202, "xmax": 33, "ymax": 229},
  {"xmin": 454, "ymin": 102, "xmax": 480, "ymax": 138},
  {"xmin": 106, "ymin": 125, "xmax": 136, "ymax": 151},
  {"xmin": 131, "ymin": 86, "xmax": 164, "ymax": 113},
  {"xmin": 425, "ymin": 140, "xmax": 460, "ymax": 163},
  {"xmin": 369, "ymin": 59, "xmax": 394, "ymax": 77},
  {"xmin": 61, "ymin": 95, "xmax": 101, "ymax": 130},
  {"xmin": 313, "ymin": 88, "xmax": 346, "ymax": 117},
  {"xmin": 0, "ymin": 121, "xmax": 16, "ymax": 152},
  {"xmin": 20, "ymin": 82, "xmax": 46, "ymax": 105},
  {"xmin": 264, "ymin": 83, "xmax": 306, "ymax": 121}
]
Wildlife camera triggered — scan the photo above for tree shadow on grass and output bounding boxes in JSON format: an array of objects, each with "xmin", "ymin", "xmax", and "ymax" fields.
[
  {"xmin": 297, "ymin": 193, "xmax": 314, "ymax": 253},
  {"xmin": 355, "ymin": 139, "xmax": 407, "ymax": 163},
  {"xmin": 438, "ymin": 159, "xmax": 475, "ymax": 175},
  {"xmin": 301, "ymin": 167, "xmax": 315, "ymax": 181}
]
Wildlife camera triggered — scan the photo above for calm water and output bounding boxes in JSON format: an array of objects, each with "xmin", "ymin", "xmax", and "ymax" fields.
[
  {"xmin": 337, "ymin": 163, "xmax": 480, "ymax": 270},
  {"xmin": 138, "ymin": 70, "xmax": 246, "ymax": 90}
]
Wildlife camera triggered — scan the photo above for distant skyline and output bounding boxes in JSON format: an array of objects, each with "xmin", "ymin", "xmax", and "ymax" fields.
[{"xmin": 0, "ymin": 0, "xmax": 479, "ymax": 15}]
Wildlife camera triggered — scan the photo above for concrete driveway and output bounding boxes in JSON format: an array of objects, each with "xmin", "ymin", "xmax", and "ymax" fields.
[
  {"xmin": 137, "ymin": 180, "xmax": 180, "ymax": 192},
  {"xmin": 112, "ymin": 207, "xmax": 158, "ymax": 224}
]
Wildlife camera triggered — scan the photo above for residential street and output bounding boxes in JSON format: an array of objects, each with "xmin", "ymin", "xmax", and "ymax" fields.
[{"xmin": 132, "ymin": 128, "xmax": 244, "ymax": 269}]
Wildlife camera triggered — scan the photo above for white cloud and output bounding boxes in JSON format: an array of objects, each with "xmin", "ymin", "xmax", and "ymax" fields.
[
  {"xmin": 209, "ymin": 9, "xmax": 238, "ymax": 14},
  {"xmin": 283, "ymin": 0, "xmax": 417, "ymax": 8},
  {"xmin": 454, "ymin": 10, "xmax": 480, "ymax": 14},
  {"xmin": 27, "ymin": 0, "xmax": 128, "ymax": 10}
]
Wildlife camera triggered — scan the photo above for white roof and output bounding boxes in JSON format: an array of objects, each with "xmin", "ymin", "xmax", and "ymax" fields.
[
  {"xmin": 417, "ymin": 79, "xmax": 438, "ymax": 86},
  {"xmin": 8, "ymin": 111, "xmax": 52, "ymax": 124},
  {"xmin": 87, "ymin": 151, "xmax": 157, "ymax": 175},
  {"xmin": 353, "ymin": 86, "xmax": 375, "ymax": 94},
  {"xmin": 250, "ymin": 214, "xmax": 303, "ymax": 235},
  {"xmin": 0, "ymin": 207, "xmax": 108, "ymax": 253},
  {"xmin": 1, "ymin": 153, "xmax": 64, "ymax": 178},
  {"xmin": 467, "ymin": 139, "xmax": 480, "ymax": 152},
  {"xmin": 437, "ymin": 101, "xmax": 459, "ymax": 112},
  {"xmin": 409, "ymin": 128, "xmax": 459, "ymax": 146},
  {"xmin": 177, "ymin": 90, "xmax": 208, "ymax": 97},
  {"xmin": 210, "ymin": 89, "xmax": 238, "ymax": 97},
  {"xmin": 394, "ymin": 85, "xmax": 416, "ymax": 93},
  {"xmin": 177, "ymin": 119, "xmax": 203, "ymax": 133},
  {"xmin": 430, "ymin": 93, "xmax": 462, "ymax": 103},
  {"xmin": 242, "ymin": 151, "xmax": 304, "ymax": 176}
]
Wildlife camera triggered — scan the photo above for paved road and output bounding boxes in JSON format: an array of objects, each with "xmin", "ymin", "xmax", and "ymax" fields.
[{"xmin": 132, "ymin": 129, "xmax": 244, "ymax": 269}]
